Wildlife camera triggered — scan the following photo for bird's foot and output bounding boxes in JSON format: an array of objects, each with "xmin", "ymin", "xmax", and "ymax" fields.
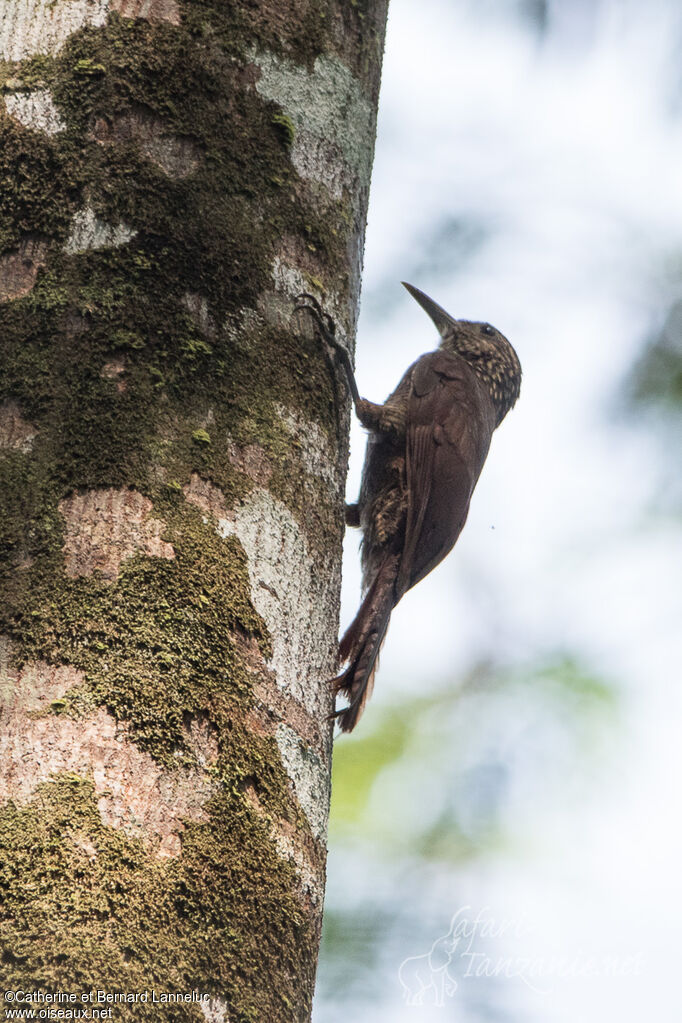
[
  {"xmin": 293, "ymin": 293, "xmax": 361, "ymax": 406},
  {"xmin": 293, "ymin": 292, "xmax": 337, "ymax": 346}
]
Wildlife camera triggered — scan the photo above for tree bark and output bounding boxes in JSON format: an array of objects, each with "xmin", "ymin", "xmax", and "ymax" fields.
[{"xmin": 0, "ymin": 2, "xmax": 388, "ymax": 1020}]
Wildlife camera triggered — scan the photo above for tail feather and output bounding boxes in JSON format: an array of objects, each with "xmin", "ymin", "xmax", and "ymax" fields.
[{"xmin": 333, "ymin": 555, "xmax": 398, "ymax": 732}]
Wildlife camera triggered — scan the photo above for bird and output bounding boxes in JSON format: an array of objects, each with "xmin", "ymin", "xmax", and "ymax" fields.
[{"xmin": 295, "ymin": 283, "xmax": 521, "ymax": 732}]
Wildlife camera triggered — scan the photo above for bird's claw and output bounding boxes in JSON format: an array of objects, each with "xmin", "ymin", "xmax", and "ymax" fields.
[
  {"xmin": 293, "ymin": 294, "xmax": 361, "ymax": 406},
  {"xmin": 293, "ymin": 292, "xmax": 336, "ymax": 344}
]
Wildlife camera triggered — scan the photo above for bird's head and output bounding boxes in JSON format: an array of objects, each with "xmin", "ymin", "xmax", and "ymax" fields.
[{"xmin": 402, "ymin": 281, "xmax": 522, "ymax": 424}]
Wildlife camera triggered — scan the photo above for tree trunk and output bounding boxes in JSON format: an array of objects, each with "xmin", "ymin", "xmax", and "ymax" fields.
[{"xmin": 0, "ymin": 2, "xmax": 387, "ymax": 1019}]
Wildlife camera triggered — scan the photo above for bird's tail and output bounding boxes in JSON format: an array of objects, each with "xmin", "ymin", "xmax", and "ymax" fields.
[{"xmin": 332, "ymin": 554, "xmax": 399, "ymax": 732}]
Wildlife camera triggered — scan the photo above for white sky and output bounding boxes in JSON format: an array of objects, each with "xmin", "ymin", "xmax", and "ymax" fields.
[{"xmin": 318, "ymin": 0, "xmax": 682, "ymax": 1020}]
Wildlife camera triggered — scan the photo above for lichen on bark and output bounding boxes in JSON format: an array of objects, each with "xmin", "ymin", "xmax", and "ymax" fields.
[{"xmin": 0, "ymin": 0, "xmax": 389, "ymax": 1018}]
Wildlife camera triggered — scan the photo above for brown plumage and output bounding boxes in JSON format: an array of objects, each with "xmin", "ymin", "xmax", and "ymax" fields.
[{"xmin": 296, "ymin": 284, "xmax": 522, "ymax": 732}]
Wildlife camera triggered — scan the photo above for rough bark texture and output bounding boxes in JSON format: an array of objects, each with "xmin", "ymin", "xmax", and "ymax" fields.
[{"xmin": 0, "ymin": 2, "xmax": 388, "ymax": 1020}]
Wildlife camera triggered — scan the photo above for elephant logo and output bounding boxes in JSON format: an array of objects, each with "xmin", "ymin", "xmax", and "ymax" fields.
[{"xmin": 398, "ymin": 910, "xmax": 466, "ymax": 1006}]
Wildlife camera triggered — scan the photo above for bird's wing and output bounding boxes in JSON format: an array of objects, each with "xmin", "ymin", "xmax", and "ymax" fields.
[{"xmin": 397, "ymin": 351, "xmax": 494, "ymax": 598}]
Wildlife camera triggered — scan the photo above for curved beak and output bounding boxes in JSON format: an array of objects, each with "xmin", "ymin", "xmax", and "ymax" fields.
[{"xmin": 401, "ymin": 281, "xmax": 458, "ymax": 340}]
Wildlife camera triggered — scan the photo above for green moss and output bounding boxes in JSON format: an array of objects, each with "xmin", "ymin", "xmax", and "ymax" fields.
[
  {"xmin": 0, "ymin": 492, "xmax": 318, "ymax": 1019},
  {"xmin": 0, "ymin": 2, "xmax": 356, "ymax": 1015},
  {"xmin": 0, "ymin": 119, "xmax": 78, "ymax": 253},
  {"xmin": 271, "ymin": 111, "xmax": 296, "ymax": 147},
  {"xmin": 0, "ymin": 8, "xmax": 350, "ymax": 522},
  {"xmin": 1, "ymin": 12, "xmax": 351, "ymax": 303},
  {"xmin": 0, "ymin": 53, "xmax": 57, "ymax": 92},
  {"xmin": 0, "ymin": 775, "xmax": 317, "ymax": 1021},
  {"xmin": 73, "ymin": 58, "xmax": 106, "ymax": 76},
  {"xmin": 2, "ymin": 497, "xmax": 268, "ymax": 764}
]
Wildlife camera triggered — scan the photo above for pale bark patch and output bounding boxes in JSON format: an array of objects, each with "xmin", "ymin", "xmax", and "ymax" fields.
[
  {"xmin": 275, "ymin": 723, "xmax": 330, "ymax": 843},
  {"xmin": 0, "ymin": 0, "xmax": 178, "ymax": 62},
  {"xmin": 0, "ymin": 237, "xmax": 48, "ymax": 303},
  {"xmin": 252, "ymin": 51, "xmax": 373, "ymax": 200},
  {"xmin": 270, "ymin": 255, "xmax": 311, "ymax": 303},
  {"xmin": 59, "ymin": 488, "xmax": 175, "ymax": 580},
  {"xmin": 275, "ymin": 403, "xmax": 341, "ymax": 493},
  {"xmin": 109, "ymin": 0, "xmax": 179, "ymax": 24},
  {"xmin": 92, "ymin": 110, "xmax": 201, "ymax": 179},
  {"xmin": 0, "ymin": 0, "xmax": 109, "ymax": 62},
  {"xmin": 3, "ymin": 88, "xmax": 66, "ymax": 135},
  {"xmin": 226, "ymin": 439, "xmax": 272, "ymax": 487},
  {"xmin": 290, "ymin": 136, "xmax": 347, "ymax": 199},
  {"xmin": 66, "ymin": 829, "xmax": 99, "ymax": 862},
  {"xmin": 100, "ymin": 358, "xmax": 127, "ymax": 393},
  {"xmin": 268, "ymin": 233, "xmax": 334, "ymax": 296},
  {"xmin": 1, "ymin": 705, "xmax": 217, "ymax": 858},
  {"xmin": 100, "ymin": 358, "xmax": 125, "ymax": 378},
  {"xmin": 217, "ymin": 489, "xmax": 337, "ymax": 724},
  {"xmin": 249, "ymin": 673, "xmax": 325, "ymax": 756},
  {"xmin": 182, "ymin": 293, "xmax": 217, "ymax": 340},
  {"xmin": 64, "ymin": 206, "xmax": 137, "ymax": 255},
  {"xmin": 0, "ymin": 650, "xmax": 217, "ymax": 857},
  {"xmin": 182, "ymin": 474, "xmax": 335, "ymax": 839},
  {"xmin": 0, "ymin": 650, "xmax": 81, "ymax": 715},
  {"xmin": 274, "ymin": 830, "xmax": 322, "ymax": 907},
  {"xmin": 267, "ymin": 255, "xmax": 350, "ymax": 351},
  {"xmin": 199, "ymin": 999, "xmax": 229, "ymax": 1023},
  {"xmin": 184, "ymin": 713, "xmax": 219, "ymax": 770},
  {"xmin": 183, "ymin": 473, "xmax": 229, "ymax": 520},
  {"xmin": 0, "ymin": 401, "xmax": 37, "ymax": 453},
  {"xmin": 184, "ymin": 471, "xmax": 333, "ymax": 740}
]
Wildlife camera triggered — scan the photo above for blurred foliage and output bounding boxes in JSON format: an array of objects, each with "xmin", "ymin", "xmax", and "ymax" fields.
[
  {"xmin": 520, "ymin": 0, "xmax": 549, "ymax": 33},
  {"xmin": 315, "ymin": 904, "xmax": 395, "ymax": 1017},
  {"xmin": 316, "ymin": 656, "xmax": 617, "ymax": 1021},
  {"xmin": 328, "ymin": 706, "xmax": 412, "ymax": 830},
  {"xmin": 627, "ymin": 300, "xmax": 682, "ymax": 414},
  {"xmin": 459, "ymin": 0, "xmax": 548, "ymax": 33},
  {"xmin": 329, "ymin": 655, "xmax": 616, "ymax": 861}
]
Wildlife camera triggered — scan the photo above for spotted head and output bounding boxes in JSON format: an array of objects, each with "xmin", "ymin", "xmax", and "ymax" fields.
[{"xmin": 402, "ymin": 281, "xmax": 522, "ymax": 424}]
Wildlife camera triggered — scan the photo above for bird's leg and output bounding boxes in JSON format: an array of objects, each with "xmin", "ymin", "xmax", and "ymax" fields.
[
  {"xmin": 294, "ymin": 293, "xmax": 406, "ymax": 436},
  {"xmin": 294, "ymin": 293, "xmax": 361, "ymax": 406}
]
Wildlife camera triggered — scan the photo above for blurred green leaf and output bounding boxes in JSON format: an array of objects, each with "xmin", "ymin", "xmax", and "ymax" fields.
[
  {"xmin": 627, "ymin": 300, "xmax": 682, "ymax": 413},
  {"xmin": 330, "ymin": 708, "xmax": 412, "ymax": 830},
  {"xmin": 330, "ymin": 655, "xmax": 618, "ymax": 857}
]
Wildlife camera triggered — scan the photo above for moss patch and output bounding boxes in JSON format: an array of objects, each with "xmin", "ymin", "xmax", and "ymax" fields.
[
  {"xmin": 0, "ymin": 491, "xmax": 320, "ymax": 1021},
  {"xmin": 0, "ymin": 775, "xmax": 316, "ymax": 1022},
  {"xmin": 0, "ymin": 1, "xmax": 364, "ymax": 1015},
  {"xmin": 3, "ymin": 498, "xmax": 265, "ymax": 761},
  {"xmin": 1, "ymin": 10, "xmax": 350, "ymax": 535}
]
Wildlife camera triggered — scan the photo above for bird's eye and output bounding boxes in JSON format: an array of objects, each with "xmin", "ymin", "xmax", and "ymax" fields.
[{"xmin": 481, "ymin": 324, "xmax": 495, "ymax": 336}]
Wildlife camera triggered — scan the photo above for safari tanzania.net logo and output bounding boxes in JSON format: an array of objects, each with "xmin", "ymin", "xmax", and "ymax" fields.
[{"xmin": 398, "ymin": 905, "xmax": 643, "ymax": 1007}]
